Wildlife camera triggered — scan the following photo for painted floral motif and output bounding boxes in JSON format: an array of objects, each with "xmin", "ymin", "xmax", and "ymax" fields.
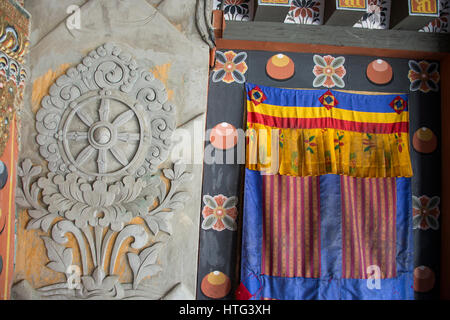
[
  {"xmin": 202, "ymin": 194, "xmax": 238, "ymax": 231},
  {"xmin": 313, "ymin": 55, "xmax": 346, "ymax": 88},
  {"xmin": 420, "ymin": 0, "xmax": 449, "ymax": 33},
  {"xmin": 212, "ymin": 50, "xmax": 248, "ymax": 84},
  {"xmin": 349, "ymin": 152, "xmax": 357, "ymax": 174},
  {"xmin": 354, "ymin": 0, "xmax": 391, "ymax": 30},
  {"xmin": 334, "ymin": 132, "xmax": 345, "ymax": 150},
  {"xmin": 304, "ymin": 135, "xmax": 317, "ymax": 154},
  {"xmin": 284, "ymin": 0, "xmax": 324, "ymax": 25},
  {"xmin": 413, "ymin": 195, "xmax": 440, "ymax": 230},
  {"xmin": 279, "ymin": 133, "xmax": 285, "ymax": 148},
  {"xmin": 363, "ymin": 133, "xmax": 376, "ymax": 153},
  {"xmin": 324, "ymin": 150, "xmax": 332, "ymax": 172},
  {"xmin": 408, "ymin": 60, "xmax": 440, "ymax": 93},
  {"xmin": 394, "ymin": 133, "xmax": 405, "ymax": 153},
  {"xmin": 215, "ymin": 0, "xmax": 252, "ymax": 21}
]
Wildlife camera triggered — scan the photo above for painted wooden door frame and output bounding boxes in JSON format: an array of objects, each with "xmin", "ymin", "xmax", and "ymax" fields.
[{"xmin": 213, "ymin": 37, "xmax": 450, "ymax": 300}]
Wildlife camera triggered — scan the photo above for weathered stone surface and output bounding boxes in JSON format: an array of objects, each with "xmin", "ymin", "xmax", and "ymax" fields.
[
  {"xmin": 14, "ymin": 0, "xmax": 209, "ymax": 299},
  {"xmin": 23, "ymin": 0, "xmax": 88, "ymax": 46}
]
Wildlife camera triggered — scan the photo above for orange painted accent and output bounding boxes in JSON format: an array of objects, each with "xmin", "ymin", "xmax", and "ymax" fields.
[
  {"xmin": 150, "ymin": 63, "xmax": 174, "ymax": 101},
  {"xmin": 210, "ymin": 47, "xmax": 217, "ymax": 68},
  {"xmin": 212, "ymin": 10, "xmax": 225, "ymax": 39},
  {"xmin": 410, "ymin": 0, "xmax": 438, "ymax": 14},
  {"xmin": 31, "ymin": 64, "xmax": 71, "ymax": 113},
  {"xmin": 441, "ymin": 56, "xmax": 450, "ymax": 300},
  {"xmin": 337, "ymin": 0, "xmax": 366, "ymax": 9},
  {"xmin": 0, "ymin": 115, "xmax": 18, "ymax": 299}
]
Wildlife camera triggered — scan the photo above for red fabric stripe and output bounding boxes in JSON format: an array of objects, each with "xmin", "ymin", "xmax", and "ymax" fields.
[
  {"xmin": 316, "ymin": 176, "xmax": 321, "ymax": 278},
  {"xmin": 262, "ymin": 175, "xmax": 267, "ymax": 275},
  {"xmin": 277, "ymin": 175, "xmax": 283, "ymax": 276},
  {"xmin": 341, "ymin": 177, "xmax": 398, "ymax": 279},
  {"xmin": 293, "ymin": 178, "xmax": 298, "ymax": 276},
  {"xmin": 261, "ymin": 174, "xmax": 321, "ymax": 278},
  {"xmin": 300, "ymin": 177, "xmax": 306, "ymax": 277},
  {"xmin": 341, "ymin": 176, "xmax": 346, "ymax": 278},
  {"xmin": 270, "ymin": 175, "xmax": 274, "ymax": 275},
  {"xmin": 391, "ymin": 179, "xmax": 397, "ymax": 278},
  {"xmin": 309, "ymin": 177, "xmax": 314, "ymax": 278},
  {"xmin": 247, "ymin": 111, "xmax": 409, "ymax": 134}
]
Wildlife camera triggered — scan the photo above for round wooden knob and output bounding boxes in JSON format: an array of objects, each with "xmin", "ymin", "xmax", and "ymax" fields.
[
  {"xmin": 366, "ymin": 59, "xmax": 393, "ymax": 85},
  {"xmin": 266, "ymin": 54, "xmax": 295, "ymax": 81}
]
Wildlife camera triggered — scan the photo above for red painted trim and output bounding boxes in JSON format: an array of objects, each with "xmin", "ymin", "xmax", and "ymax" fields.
[{"xmin": 247, "ymin": 111, "xmax": 409, "ymax": 134}]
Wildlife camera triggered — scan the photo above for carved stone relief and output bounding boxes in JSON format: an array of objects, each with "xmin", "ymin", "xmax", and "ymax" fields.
[{"xmin": 13, "ymin": 43, "xmax": 192, "ymax": 299}]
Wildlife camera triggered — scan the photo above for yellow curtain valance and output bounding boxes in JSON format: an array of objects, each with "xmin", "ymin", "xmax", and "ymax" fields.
[{"xmin": 245, "ymin": 83, "xmax": 413, "ymax": 178}]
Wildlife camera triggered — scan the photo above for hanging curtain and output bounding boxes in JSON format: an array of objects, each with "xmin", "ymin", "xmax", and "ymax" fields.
[{"xmin": 238, "ymin": 83, "xmax": 414, "ymax": 300}]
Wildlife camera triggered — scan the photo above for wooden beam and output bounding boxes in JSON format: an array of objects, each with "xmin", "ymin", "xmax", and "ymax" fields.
[{"xmin": 222, "ymin": 21, "xmax": 450, "ymax": 54}]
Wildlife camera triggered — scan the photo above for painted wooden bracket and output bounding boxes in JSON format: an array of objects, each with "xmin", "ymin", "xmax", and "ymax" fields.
[
  {"xmin": 253, "ymin": 0, "xmax": 291, "ymax": 22},
  {"xmin": 323, "ymin": 0, "xmax": 368, "ymax": 26},
  {"xmin": 390, "ymin": 0, "xmax": 440, "ymax": 30}
]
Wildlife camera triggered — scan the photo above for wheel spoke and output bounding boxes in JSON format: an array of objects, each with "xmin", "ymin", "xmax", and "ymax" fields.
[
  {"xmin": 75, "ymin": 145, "xmax": 96, "ymax": 166},
  {"xmin": 97, "ymin": 149, "xmax": 107, "ymax": 174},
  {"xmin": 66, "ymin": 131, "xmax": 88, "ymax": 141},
  {"xmin": 77, "ymin": 109, "xmax": 94, "ymax": 127},
  {"xmin": 112, "ymin": 110, "xmax": 134, "ymax": 127},
  {"xmin": 110, "ymin": 145, "xmax": 129, "ymax": 166},
  {"xmin": 99, "ymin": 98, "xmax": 110, "ymax": 122},
  {"xmin": 117, "ymin": 132, "xmax": 140, "ymax": 142}
]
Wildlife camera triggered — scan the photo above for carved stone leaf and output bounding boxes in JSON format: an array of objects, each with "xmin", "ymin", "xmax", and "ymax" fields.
[
  {"xmin": 128, "ymin": 242, "xmax": 163, "ymax": 290},
  {"xmin": 172, "ymin": 162, "xmax": 193, "ymax": 183},
  {"xmin": 143, "ymin": 211, "xmax": 174, "ymax": 236},
  {"xmin": 171, "ymin": 191, "xmax": 190, "ymax": 203},
  {"xmin": 19, "ymin": 159, "xmax": 33, "ymax": 177},
  {"xmin": 127, "ymin": 253, "xmax": 140, "ymax": 276},
  {"xmin": 167, "ymin": 191, "xmax": 190, "ymax": 211},
  {"xmin": 163, "ymin": 168, "xmax": 175, "ymax": 180},
  {"xmin": 41, "ymin": 236, "xmax": 73, "ymax": 274},
  {"xmin": 157, "ymin": 179, "xmax": 167, "ymax": 202},
  {"xmin": 123, "ymin": 199, "xmax": 151, "ymax": 217},
  {"xmin": 15, "ymin": 188, "xmax": 31, "ymax": 208},
  {"xmin": 27, "ymin": 210, "xmax": 59, "ymax": 232},
  {"xmin": 173, "ymin": 162, "xmax": 186, "ymax": 180}
]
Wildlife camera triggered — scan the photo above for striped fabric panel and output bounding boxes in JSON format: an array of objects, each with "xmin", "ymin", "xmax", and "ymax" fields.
[
  {"xmin": 261, "ymin": 174, "xmax": 321, "ymax": 278},
  {"xmin": 341, "ymin": 176, "xmax": 397, "ymax": 279}
]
